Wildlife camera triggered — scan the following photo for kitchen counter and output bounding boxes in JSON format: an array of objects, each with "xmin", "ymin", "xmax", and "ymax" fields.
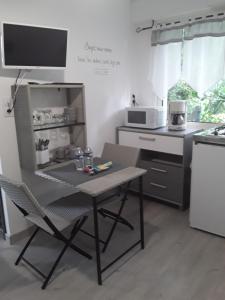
[
  {"xmin": 193, "ymin": 127, "xmax": 225, "ymax": 146},
  {"xmin": 118, "ymin": 122, "xmax": 215, "ymax": 138},
  {"xmin": 117, "ymin": 122, "xmax": 216, "ymax": 209}
]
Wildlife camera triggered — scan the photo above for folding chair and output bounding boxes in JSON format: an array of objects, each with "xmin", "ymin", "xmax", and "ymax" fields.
[
  {"xmin": 0, "ymin": 175, "xmax": 92, "ymax": 289},
  {"xmin": 99, "ymin": 143, "xmax": 140, "ymax": 252}
]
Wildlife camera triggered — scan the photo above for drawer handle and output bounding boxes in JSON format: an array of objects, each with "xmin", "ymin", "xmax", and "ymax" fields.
[
  {"xmin": 150, "ymin": 182, "xmax": 167, "ymax": 189},
  {"xmin": 139, "ymin": 136, "xmax": 156, "ymax": 142},
  {"xmin": 151, "ymin": 167, "xmax": 168, "ymax": 173}
]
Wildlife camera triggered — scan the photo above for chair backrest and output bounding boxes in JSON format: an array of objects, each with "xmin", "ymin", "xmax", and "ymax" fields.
[
  {"xmin": 0, "ymin": 175, "xmax": 45, "ymax": 218},
  {"xmin": 101, "ymin": 143, "xmax": 140, "ymax": 167}
]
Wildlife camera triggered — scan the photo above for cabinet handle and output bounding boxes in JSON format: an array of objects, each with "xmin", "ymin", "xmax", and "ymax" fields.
[
  {"xmin": 150, "ymin": 182, "xmax": 167, "ymax": 189},
  {"xmin": 151, "ymin": 167, "xmax": 168, "ymax": 173},
  {"xmin": 139, "ymin": 136, "xmax": 156, "ymax": 142}
]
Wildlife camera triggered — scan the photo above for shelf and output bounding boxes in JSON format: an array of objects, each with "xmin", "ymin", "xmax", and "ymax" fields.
[
  {"xmin": 33, "ymin": 121, "xmax": 85, "ymax": 132},
  {"xmin": 30, "ymin": 84, "xmax": 84, "ymax": 89},
  {"xmin": 37, "ymin": 158, "xmax": 72, "ymax": 169}
]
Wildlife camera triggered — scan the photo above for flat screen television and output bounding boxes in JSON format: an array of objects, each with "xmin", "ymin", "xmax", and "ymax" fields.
[{"xmin": 1, "ymin": 22, "xmax": 68, "ymax": 69}]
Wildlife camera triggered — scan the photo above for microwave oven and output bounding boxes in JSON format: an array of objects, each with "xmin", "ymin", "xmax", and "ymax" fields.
[{"xmin": 125, "ymin": 106, "xmax": 166, "ymax": 129}]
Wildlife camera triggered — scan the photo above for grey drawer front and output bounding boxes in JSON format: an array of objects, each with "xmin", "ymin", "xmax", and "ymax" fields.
[
  {"xmin": 143, "ymin": 175, "xmax": 183, "ymax": 203},
  {"xmin": 149, "ymin": 161, "xmax": 182, "ymax": 186},
  {"xmin": 137, "ymin": 160, "xmax": 183, "ymax": 203}
]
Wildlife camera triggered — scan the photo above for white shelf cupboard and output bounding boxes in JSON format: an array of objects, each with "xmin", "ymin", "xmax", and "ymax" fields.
[{"xmin": 14, "ymin": 84, "xmax": 87, "ymax": 171}]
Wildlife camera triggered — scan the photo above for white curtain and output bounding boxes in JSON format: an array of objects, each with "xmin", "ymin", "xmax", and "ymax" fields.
[
  {"xmin": 149, "ymin": 21, "xmax": 225, "ymax": 101},
  {"xmin": 182, "ymin": 36, "xmax": 225, "ymax": 97},
  {"xmin": 150, "ymin": 42, "xmax": 182, "ymax": 101}
]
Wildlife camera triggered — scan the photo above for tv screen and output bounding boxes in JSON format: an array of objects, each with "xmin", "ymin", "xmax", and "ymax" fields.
[{"xmin": 1, "ymin": 23, "xmax": 68, "ymax": 69}]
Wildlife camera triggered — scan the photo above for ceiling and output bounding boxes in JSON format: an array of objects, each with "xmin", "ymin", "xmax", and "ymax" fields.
[{"xmin": 131, "ymin": 0, "xmax": 225, "ymax": 23}]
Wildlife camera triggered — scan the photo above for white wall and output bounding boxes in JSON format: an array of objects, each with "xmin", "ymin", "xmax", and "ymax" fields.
[
  {"xmin": 0, "ymin": 0, "xmax": 132, "ymax": 237},
  {"xmin": 129, "ymin": 25, "xmax": 155, "ymax": 106}
]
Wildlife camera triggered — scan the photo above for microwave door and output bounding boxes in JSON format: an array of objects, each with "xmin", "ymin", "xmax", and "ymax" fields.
[{"xmin": 127, "ymin": 110, "xmax": 147, "ymax": 128}]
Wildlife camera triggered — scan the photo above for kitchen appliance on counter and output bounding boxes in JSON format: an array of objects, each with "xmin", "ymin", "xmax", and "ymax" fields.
[
  {"xmin": 190, "ymin": 125, "xmax": 225, "ymax": 237},
  {"xmin": 191, "ymin": 124, "xmax": 225, "ymax": 145},
  {"xmin": 125, "ymin": 106, "xmax": 166, "ymax": 129},
  {"xmin": 168, "ymin": 100, "xmax": 187, "ymax": 131}
]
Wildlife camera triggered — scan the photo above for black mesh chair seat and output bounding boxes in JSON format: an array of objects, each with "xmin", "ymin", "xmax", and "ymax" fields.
[{"xmin": 0, "ymin": 174, "xmax": 92, "ymax": 289}]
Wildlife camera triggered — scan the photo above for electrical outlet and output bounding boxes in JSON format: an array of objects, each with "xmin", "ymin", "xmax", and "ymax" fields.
[{"xmin": 3, "ymin": 98, "xmax": 14, "ymax": 117}]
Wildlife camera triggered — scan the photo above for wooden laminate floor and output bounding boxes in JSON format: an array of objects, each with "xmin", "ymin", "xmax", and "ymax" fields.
[{"xmin": 0, "ymin": 196, "xmax": 225, "ymax": 300}]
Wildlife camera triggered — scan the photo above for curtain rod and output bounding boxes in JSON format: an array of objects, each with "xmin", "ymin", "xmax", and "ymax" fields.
[
  {"xmin": 136, "ymin": 11, "xmax": 225, "ymax": 33},
  {"xmin": 136, "ymin": 20, "xmax": 155, "ymax": 33}
]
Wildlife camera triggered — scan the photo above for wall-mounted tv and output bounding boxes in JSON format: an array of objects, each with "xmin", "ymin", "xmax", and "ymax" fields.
[{"xmin": 1, "ymin": 22, "xmax": 68, "ymax": 69}]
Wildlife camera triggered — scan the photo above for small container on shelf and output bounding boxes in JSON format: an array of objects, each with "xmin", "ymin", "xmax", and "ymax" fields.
[
  {"xmin": 36, "ymin": 149, "xmax": 50, "ymax": 165},
  {"xmin": 52, "ymin": 113, "xmax": 65, "ymax": 124},
  {"xmin": 55, "ymin": 147, "xmax": 65, "ymax": 160},
  {"xmin": 33, "ymin": 110, "xmax": 45, "ymax": 125},
  {"xmin": 35, "ymin": 138, "xmax": 50, "ymax": 165},
  {"xmin": 64, "ymin": 107, "xmax": 76, "ymax": 123}
]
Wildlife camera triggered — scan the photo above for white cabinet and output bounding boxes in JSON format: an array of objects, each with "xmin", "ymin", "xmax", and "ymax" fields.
[
  {"xmin": 190, "ymin": 143, "xmax": 225, "ymax": 236},
  {"xmin": 119, "ymin": 130, "xmax": 183, "ymax": 155},
  {"xmin": 117, "ymin": 127, "xmax": 193, "ymax": 209}
]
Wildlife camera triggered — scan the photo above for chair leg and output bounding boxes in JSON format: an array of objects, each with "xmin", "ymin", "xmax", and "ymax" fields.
[
  {"xmin": 99, "ymin": 182, "xmax": 134, "ymax": 231},
  {"xmin": 93, "ymin": 197, "xmax": 102, "ymax": 285},
  {"xmin": 57, "ymin": 216, "xmax": 92, "ymax": 259},
  {"xmin": 102, "ymin": 198, "xmax": 127, "ymax": 253},
  {"xmin": 69, "ymin": 243, "xmax": 92, "ymax": 259},
  {"xmin": 15, "ymin": 228, "xmax": 39, "ymax": 266},
  {"xmin": 99, "ymin": 207, "xmax": 134, "ymax": 230},
  {"xmin": 42, "ymin": 217, "xmax": 90, "ymax": 289},
  {"xmin": 42, "ymin": 241, "xmax": 69, "ymax": 289},
  {"xmin": 100, "ymin": 183, "xmax": 134, "ymax": 253}
]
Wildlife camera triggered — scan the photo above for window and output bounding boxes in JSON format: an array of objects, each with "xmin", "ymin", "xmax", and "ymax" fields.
[
  {"xmin": 168, "ymin": 80, "xmax": 201, "ymax": 122},
  {"xmin": 201, "ymin": 80, "xmax": 225, "ymax": 123},
  {"xmin": 150, "ymin": 18, "xmax": 225, "ymax": 123},
  {"xmin": 168, "ymin": 80, "xmax": 225, "ymax": 123}
]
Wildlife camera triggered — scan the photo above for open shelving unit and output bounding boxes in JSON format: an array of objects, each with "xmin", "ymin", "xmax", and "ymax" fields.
[
  {"xmin": 14, "ymin": 83, "xmax": 87, "ymax": 171},
  {"xmin": 0, "ymin": 189, "xmax": 6, "ymax": 239}
]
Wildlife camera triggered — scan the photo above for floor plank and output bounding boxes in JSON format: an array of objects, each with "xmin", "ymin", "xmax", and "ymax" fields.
[{"xmin": 0, "ymin": 196, "xmax": 225, "ymax": 300}]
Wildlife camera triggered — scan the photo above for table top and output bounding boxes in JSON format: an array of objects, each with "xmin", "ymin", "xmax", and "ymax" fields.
[
  {"xmin": 40, "ymin": 159, "xmax": 146, "ymax": 197},
  {"xmin": 44, "ymin": 159, "xmax": 124, "ymax": 187},
  {"xmin": 22, "ymin": 169, "xmax": 79, "ymax": 206},
  {"xmin": 77, "ymin": 167, "xmax": 146, "ymax": 197}
]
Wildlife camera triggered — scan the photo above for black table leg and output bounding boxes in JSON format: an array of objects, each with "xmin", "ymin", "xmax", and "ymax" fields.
[
  {"xmin": 139, "ymin": 176, "xmax": 144, "ymax": 249},
  {"xmin": 93, "ymin": 197, "xmax": 102, "ymax": 285}
]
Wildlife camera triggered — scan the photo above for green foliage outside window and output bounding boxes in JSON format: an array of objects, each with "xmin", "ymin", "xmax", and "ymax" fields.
[{"xmin": 168, "ymin": 80, "xmax": 225, "ymax": 123}]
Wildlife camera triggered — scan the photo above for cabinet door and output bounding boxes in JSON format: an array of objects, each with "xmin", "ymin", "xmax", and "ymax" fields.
[
  {"xmin": 131, "ymin": 160, "xmax": 183, "ymax": 204},
  {"xmin": 190, "ymin": 143, "xmax": 225, "ymax": 236},
  {"xmin": 142, "ymin": 160, "xmax": 183, "ymax": 203}
]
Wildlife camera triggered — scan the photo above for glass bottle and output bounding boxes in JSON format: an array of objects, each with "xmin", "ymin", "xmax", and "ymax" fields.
[
  {"xmin": 74, "ymin": 147, "xmax": 84, "ymax": 171},
  {"xmin": 84, "ymin": 147, "xmax": 93, "ymax": 168}
]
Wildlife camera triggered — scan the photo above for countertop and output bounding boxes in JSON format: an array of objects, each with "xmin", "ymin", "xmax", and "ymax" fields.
[
  {"xmin": 193, "ymin": 127, "xmax": 225, "ymax": 146},
  {"xmin": 118, "ymin": 123, "xmax": 215, "ymax": 138}
]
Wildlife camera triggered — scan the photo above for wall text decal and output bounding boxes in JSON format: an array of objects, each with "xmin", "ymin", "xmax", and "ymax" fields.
[{"xmin": 77, "ymin": 42, "xmax": 121, "ymax": 75}]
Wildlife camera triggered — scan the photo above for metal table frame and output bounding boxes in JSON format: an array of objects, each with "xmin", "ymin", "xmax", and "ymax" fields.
[
  {"xmin": 92, "ymin": 176, "xmax": 144, "ymax": 285},
  {"xmin": 40, "ymin": 164, "xmax": 145, "ymax": 285}
]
